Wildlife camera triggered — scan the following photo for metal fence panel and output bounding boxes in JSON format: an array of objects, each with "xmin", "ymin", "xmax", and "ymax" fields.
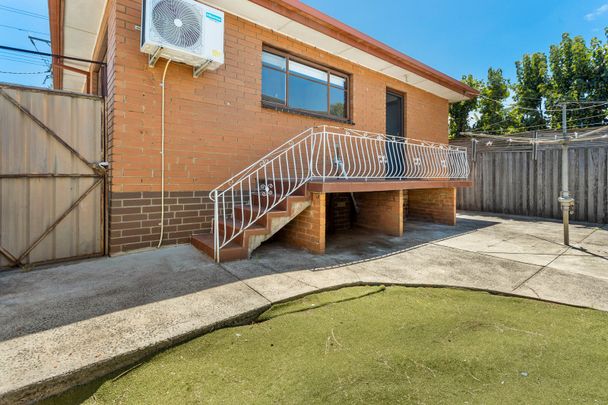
[{"xmin": 0, "ymin": 84, "xmax": 105, "ymax": 269}]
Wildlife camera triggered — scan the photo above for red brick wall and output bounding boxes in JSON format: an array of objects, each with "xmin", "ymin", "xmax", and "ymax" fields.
[
  {"xmin": 276, "ymin": 192, "xmax": 326, "ymax": 254},
  {"xmin": 326, "ymin": 193, "xmax": 354, "ymax": 233},
  {"xmin": 355, "ymin": 190, "xmax": 404, "ymax": 236},
  {"xmin": 407, "ymin": 188, "xmax": 456, "ymax": 225},
  {"xmin": 105, "ymin": 0, "xmax": 450, "ymax": 253}
]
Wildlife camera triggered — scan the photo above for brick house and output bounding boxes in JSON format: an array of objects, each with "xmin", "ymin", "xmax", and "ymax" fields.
[{"xmin": 48, "ymin": 0, "xmax": 477, "ymax": 262}]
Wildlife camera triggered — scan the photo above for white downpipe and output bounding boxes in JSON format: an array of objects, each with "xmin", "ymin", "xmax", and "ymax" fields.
[{"xmin": 157, "ymin": 59, "xmax": 172, "ymax": 248}]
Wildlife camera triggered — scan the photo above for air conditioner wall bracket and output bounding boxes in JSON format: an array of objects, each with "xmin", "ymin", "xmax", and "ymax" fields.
[
  {"xmin": 148, "ymin": 47, "xmax": 163, "ymax": 68},
  {"xmin": 193, "ymin": 60, "xmax": 212, "ymax": 78}
]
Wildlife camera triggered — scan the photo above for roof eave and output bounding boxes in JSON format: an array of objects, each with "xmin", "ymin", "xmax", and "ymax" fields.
[{"xmin": 249, "ymin": 0, "xmax": 479, "ymax": 100}]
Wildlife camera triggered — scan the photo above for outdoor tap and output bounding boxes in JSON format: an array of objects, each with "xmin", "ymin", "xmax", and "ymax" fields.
[{"xmin": 558, "ymin": 195, "xmax": 574, "ymax": 208}]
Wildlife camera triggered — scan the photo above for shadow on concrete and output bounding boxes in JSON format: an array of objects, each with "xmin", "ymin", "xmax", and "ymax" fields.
[
  {"xmin": 251, "ymin": 217, "xmax": 497, "ymax": 273},
  {"xmin": 0, "ymin": 216, "xmax": 497, "ymax": 342}
]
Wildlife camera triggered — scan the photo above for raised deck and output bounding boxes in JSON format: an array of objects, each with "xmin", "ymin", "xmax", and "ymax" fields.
[{"xmin": 307, "ymin": 179, "xmax": 472, "ymax": 193}]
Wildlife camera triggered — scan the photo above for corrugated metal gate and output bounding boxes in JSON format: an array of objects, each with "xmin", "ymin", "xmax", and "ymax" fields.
[{"xmin": 0, "ymin": 84, "xmax": 106, "ymax": 269}]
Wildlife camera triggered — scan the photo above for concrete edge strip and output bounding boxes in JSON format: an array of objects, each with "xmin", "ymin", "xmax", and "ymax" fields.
[{"xmin": 0, "ymin": 306, "xmax": 269, "ymax": 405}]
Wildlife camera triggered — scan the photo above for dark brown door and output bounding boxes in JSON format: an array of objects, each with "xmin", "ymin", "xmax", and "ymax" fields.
[{"xmin": 386, "ymin": 90, "xmax": 404, "ymax": 176}]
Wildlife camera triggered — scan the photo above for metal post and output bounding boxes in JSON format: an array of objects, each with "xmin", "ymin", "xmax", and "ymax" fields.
[
  {"xmin": 471, "ymin": 138, "xmax": 477, "ymax": 162},
  {"xmin": 557, "ymin": 103, "xmax": 574, "ymax": 246},
  {"xmin": 213, "ymin": 189, "xmax": 220, "ymax": 262}
]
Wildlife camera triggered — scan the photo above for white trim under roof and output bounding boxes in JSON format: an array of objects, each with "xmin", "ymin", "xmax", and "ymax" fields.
[{"xmin": 60, "ymin": 0, "xmax": 107, "ymax": 92}]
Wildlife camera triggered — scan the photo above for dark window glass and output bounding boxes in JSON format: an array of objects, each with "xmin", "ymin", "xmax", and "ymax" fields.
[
  {"xmin": 288, "ymin": 75, "xmax": 328, "ymax": 113},
  {"xmin": 262, "ymin": 67, "xmax": 286, "ymax": 104},
  {"xmin": 330, "ymin": 87, "xmax": 346, "ymax": 118},
  {"xmin": 261, "ymin": 49, "xmax": 349, "ymax": 120}
]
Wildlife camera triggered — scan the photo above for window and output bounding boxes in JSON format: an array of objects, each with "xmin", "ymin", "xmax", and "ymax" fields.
[{"xmin": 261, "ymin": 48, "xmax": 349, "ymax": 120}]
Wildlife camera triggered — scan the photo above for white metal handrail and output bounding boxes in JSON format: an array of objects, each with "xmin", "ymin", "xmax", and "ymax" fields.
[{"xmin": 209, "ymin": 126, "xmax": 469, "ymax": 261}]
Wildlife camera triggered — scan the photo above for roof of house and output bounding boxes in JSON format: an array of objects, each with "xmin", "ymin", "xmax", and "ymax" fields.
[{"xmin": 48, "ymin": 0, "xmax": 479, "ymax": 101}]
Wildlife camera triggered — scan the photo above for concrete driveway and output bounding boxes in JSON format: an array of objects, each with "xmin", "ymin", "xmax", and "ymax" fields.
[{"xmin": 1, "ymin": 212, "xmax": 607, "ymax": 403}]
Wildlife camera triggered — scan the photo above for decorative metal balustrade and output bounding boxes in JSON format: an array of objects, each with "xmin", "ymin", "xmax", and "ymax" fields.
[{"xmin": 209, "ymin": 126, "xmax": 469, "ymax": 261}]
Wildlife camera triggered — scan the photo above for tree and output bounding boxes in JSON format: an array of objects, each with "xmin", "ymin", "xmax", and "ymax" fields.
[
  {"xmin": 512, "ymin": 52, "xmax": 548, "ymax": 130},
  {"xmin": 450, "ymin": 29, "xmax": 608, "ymax": 138},
  {"xmin": 476, "ymin": 68, "xmax": 510, "ymax": 132},
  {"xmin": 588, "ymin": 29, "xmax": 608, "ymax": 126},
  {"xmin": 547, "ymin": 33, "xmax": 594, "ymax": 127},
  {"xmin": 449, "ymin": 74, "xmax": 483, "ymax": 138}
]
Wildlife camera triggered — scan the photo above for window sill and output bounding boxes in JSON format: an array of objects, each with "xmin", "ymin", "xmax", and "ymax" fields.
[{"xmin": 261, "ymin": 101, "xmax": 354, "ymax": 125}]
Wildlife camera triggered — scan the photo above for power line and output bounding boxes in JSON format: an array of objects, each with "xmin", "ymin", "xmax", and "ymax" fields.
[
  {"xmin": 463, "ymin": 124, "xmax": 608, "ymax": 144},
  {"xmin": 0, "ymin": 51, "xmax": 49, "ymax": 63},
  {"xmin": 29, "ymin": 36, "xmax": 52, "ymax": 70},
  {"xmin": 544, "ymin": 102, "xmax": 608, "ymax": 112},
  {"xmin": 0, "ymin": 5, "xmax": 48, "ymax": 20},
  {"xmin": 0, "ymin": 23, "xmax": 49, "ymax": 36},
  {"xmin": 0, "ymin": 55, "xmax": 49, "ymax": 67},
  {"xmin": 479, "ymin": 95, "xmax": 608, "ymax": 113},
  {"xmin": 0, "ymin": 45, "xmax": 106, "ymax": 65},
  {"xmin": 0, "ymin": 69, "xmax": 50, "ymax": 75},
  {"xmin": 468, "ymin": 111, "xmax": 608, "ymax": 135}
]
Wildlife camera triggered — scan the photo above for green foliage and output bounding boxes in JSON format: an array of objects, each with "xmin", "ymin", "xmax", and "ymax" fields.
[
  {"xmin": 547, "ymin": 33, "xmax": 594, "ymax": 126},
  {"xmin": 513, "ymin": 52, "xmax": 548, "ymax": 129},
  {"xmin": 476, "ymin": 67, "xmax": 511, "ymax": 132},
  {"xmin": 449, "ymin": 74, "xmax": 483, "ymax": 138},
  {"xmin": 449, "ymin": 28, "xmax": 608, "ymax": 135}
]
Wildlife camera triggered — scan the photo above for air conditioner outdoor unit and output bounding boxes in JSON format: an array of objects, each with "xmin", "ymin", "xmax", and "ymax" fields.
[{"xmin": 141, "ymin": 0, "xmax": 224, "ymax": 76}]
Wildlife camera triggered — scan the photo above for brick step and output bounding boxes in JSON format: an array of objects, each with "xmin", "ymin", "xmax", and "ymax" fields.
[
  {"xmin": 191, "ymin": 188, "xmax": 311, "ymax": 262},
  {"xmin": 191, "ymin": 234, "xmax": 248, "ymax": 261},
  {"xmin": 234, "ymin": 205, "xmax": 289, "ymax": 228},
  {"xmin": 216, "ymin": 220, "xmax": 266, "ymax": 245}
]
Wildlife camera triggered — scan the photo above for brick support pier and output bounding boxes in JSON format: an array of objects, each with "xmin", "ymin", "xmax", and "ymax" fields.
[
  {"xmin": 355, "ymin": 190, "xmax": 404, "ymax": 236},
  {"xmin": 276, "ymin": 192, "xmax": 326, "ymax": 254},
  {"xmin": 407, "ymin": 187, "xmax": 456, "ymax": 225}
]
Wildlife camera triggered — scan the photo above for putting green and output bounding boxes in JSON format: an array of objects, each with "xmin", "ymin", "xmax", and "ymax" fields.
[{"xmin": 46, "ymin": 286, "xmax": 608, "ymax": 404}]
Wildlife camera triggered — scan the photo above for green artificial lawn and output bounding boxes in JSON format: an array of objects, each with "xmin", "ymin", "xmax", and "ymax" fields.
[{"xmin": 46, "ymin": 286, "xmax": 608, "ymax": 404}]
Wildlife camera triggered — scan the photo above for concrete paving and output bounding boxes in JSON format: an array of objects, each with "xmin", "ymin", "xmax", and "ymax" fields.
[{"xmin": 1, "ymin": 212, "xmax": 607, "ymax": 404}]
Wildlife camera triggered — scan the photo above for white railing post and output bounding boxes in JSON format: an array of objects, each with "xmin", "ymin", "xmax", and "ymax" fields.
[
  {"xmin": 309, "ymin": 129, "xmax": 315, "ymax": 179},
  {"xmin": 322, "ymin": 126, "xmax": 327, "ymax": 182},
  {"xmin": 213, "ymin": 189, "xmax": 220, "ymax": 262}
]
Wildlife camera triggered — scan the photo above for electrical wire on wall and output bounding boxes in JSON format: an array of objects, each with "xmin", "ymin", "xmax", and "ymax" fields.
[{"xmin": 157, "ymin": 58, "xmax": 172, "ymax": 248}]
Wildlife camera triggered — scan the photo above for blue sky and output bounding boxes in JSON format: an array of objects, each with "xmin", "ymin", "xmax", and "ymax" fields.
[
  {"xmin": 0, "ymin": 0, "xmax": 50, "ymax": 87},
  {"xmin": 1, "ymin": 1, "xmax": 607, "ymax": 88},
  {"xmin": 303, "ymin": 0, "xmax": 608, "ymax": 82}
]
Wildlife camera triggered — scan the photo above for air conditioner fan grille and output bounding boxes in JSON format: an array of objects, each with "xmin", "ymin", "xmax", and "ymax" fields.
[{"xmin": 152, "ymin": 0, "xmax": 201, "ymax": 49}]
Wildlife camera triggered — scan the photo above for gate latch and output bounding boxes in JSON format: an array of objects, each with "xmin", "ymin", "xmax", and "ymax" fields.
[{"xmin": 93, "ymin": 161, "xmax": 110, "ymax": 174}]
